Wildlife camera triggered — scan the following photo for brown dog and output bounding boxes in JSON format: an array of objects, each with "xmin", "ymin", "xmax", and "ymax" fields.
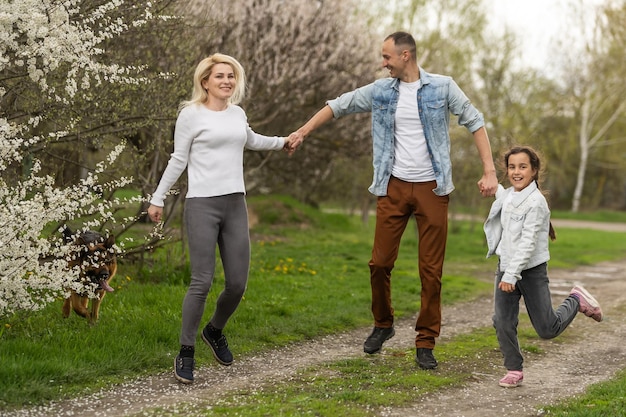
[{"xmin": 62, "ymin": 228, "xmax": 117, "ymax": 324}]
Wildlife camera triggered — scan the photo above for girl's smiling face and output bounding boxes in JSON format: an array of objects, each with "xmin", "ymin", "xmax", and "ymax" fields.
[{"xmin": 507, "ymin": 152, "xmax": 537, "ymax": 192}]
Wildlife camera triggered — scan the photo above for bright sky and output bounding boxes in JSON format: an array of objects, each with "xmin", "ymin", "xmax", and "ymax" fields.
[{"xmin": 484, "ymin": 0, "xmax": 605, "ymax": 74}]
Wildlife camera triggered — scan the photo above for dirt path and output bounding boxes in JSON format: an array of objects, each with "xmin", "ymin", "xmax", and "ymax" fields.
[
  {"xmin": 384, "ymin": 260, "xmax": 626, "ymax": 417},
  {"xmin": 7, "ymin": 230, "xmax": 626, "ymax": 416}
]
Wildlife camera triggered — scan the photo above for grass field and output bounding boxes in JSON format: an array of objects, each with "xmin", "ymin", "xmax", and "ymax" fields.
[{"xmin": 1, "ymin": 195, "xmax": 625, "ymax": 414}]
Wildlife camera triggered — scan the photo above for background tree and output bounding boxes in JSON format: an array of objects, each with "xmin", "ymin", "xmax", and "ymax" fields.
[
  {"xmin": 369, "ymin": 0, "xmax": 626, "ymax": 213},
  {"xmin": 560, "ymin": 1, "xmax": 626, "ymax": 212},
  {"xmin": 3, "ymin": 0, "xmax": 624, "ymax": 318},
  {"xmin": 372, "ymin": 0, "xmax": 497, "ymax": 218},
  {"xmin": 177, "ymin": 0, "xmax": 378, "ymax": 210},
  {"xmin": 0, "ymin": 0, "xmax": 174, "ymax": 316}
]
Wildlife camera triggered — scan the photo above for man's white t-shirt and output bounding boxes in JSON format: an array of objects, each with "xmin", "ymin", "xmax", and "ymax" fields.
[{"xmin": 392, "ymin": 79, "xmax": 436, "ymax": 182}]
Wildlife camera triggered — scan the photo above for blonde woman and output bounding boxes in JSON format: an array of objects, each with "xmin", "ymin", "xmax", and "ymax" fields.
[{"xmin": 148, "ymin": 54, "xmax": 292, "ymax": 384}]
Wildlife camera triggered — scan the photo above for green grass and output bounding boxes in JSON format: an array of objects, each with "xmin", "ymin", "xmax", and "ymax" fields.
[
  {"xmin": 131, "ymin": 326, "xmax": 546, "ymax": 416},
  {"xmin": 552, "ymin": 209, "xmax": 626, "ymax": 223},
  {"xmin": 188, "ymin": 331, "xmax": 501, "ymax": 417},
  {"xmin": 541, "ymin": 369, "xmax": 626, "ymax": 416},
  {"xmin": 546, "ymin": 227, "xmax": 626, "ymax": 267},
  {"xmin": 1, "ymin": 195, "xmax": 626, "ymax": 413}
]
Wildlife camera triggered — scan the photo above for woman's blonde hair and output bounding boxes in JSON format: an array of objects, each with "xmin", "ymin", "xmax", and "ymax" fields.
[{"xmin": 179, "ymin": 53, "xmax": 246, "ymax": 111}]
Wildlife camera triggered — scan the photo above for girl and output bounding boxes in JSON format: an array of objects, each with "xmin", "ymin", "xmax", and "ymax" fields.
[
  {"xmin": 484, "ymin": 145, "xmax": 603, "ymax": 388},
  {"xmin": 147, "ymin": 54, "xmax": 291, "ymax": 384}
]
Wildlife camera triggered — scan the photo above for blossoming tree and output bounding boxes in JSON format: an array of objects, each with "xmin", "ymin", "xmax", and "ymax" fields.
[{"xmin": 0, "ymin": 0, "xmax": 163, "ymax": 317}]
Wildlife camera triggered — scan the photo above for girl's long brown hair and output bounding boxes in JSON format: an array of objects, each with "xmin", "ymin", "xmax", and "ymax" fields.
[{"xmin": 503, "ymin": 146, "xmax": 556, "ymax": 241}]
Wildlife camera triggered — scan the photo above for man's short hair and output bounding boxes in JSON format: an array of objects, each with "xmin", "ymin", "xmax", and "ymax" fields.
[{"xmin": 385, "ymin": 31, "xmax": 417, "ymax": 62}]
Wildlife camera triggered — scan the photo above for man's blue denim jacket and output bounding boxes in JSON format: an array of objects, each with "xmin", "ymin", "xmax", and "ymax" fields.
[{"xmin": 327, "ymin": 68, "xmax": 485, "ymax": 196}]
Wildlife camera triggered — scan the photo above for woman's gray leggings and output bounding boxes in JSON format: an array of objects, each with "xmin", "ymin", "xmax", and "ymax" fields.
[{"xmin": 180, "ymin": 194, "xmax": 250, "ymax": 346}]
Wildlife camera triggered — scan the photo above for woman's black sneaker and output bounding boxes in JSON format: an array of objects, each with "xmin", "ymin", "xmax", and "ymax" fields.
[
  {"xmin": 174, "ymin": 354, "xmax": 195, "ymax": 384},
  {"xmin": 202, "ymin": 328, "xmax": 234, "ymax": 366}
]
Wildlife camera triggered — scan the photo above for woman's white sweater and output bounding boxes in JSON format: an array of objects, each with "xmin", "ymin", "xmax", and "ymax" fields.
[{"xmin": 150, "ymin": 104, "xmax": 285, "ymax": 207}]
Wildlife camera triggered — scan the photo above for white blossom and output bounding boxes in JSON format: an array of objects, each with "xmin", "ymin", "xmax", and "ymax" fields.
[{"xmin": 0, "ymin": 0, "xmax": 161, "ymax": 317}]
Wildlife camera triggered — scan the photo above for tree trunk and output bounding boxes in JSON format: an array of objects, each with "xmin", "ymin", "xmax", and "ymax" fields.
[
  {"xmin": 571, "ymin": 96, "xmax": 591, "ymax": 213},
  {"xmin": 571, "ymin": 137, "xmax": 588, "ymax": 213}
]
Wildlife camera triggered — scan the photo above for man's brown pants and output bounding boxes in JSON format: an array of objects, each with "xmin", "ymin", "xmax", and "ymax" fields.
[{"xmin": 368, "ymin": 177, "xmax": 449, "ymax": 349}]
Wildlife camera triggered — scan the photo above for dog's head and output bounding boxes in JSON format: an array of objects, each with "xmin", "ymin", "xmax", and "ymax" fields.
[{"xmin": 67, "ymin": 230, "xmax": 117, "ymax": 293}]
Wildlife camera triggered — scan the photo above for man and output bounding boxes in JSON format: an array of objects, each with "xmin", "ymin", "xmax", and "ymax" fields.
[{"xmin": 289, "ymin": 31, "xmax": 498, "ymax": 369}]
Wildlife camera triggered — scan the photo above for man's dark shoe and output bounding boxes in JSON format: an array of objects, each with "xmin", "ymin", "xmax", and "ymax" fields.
[
  {"xmin": 174, "ymin": 354, "xmax": 195, "ymax": 384},
  {"xmin": 363, "ymin": 326, "xmax": 395, "ymax": 354},
  {"xmin": 416, "ymin": 348, "xmax": 438, "ymax": 370},
  {"xmin": 202, "ymin": 327, "xmax": 234, "ymax": 366}
]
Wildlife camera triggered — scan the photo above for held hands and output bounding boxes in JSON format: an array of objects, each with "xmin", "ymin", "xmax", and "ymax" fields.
[
  {"xmin": 478, "ymin": 171, "xmax": 498, "ymax": 197},
  {"xmin": 283, "ymin": 131, "xmax": 305, "ymax": 155}
]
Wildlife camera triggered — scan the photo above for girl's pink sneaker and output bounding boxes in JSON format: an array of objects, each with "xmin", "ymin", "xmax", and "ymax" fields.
[
  {"xmin": 499, "ymin": 370, "xmax": 523, "ymax": 388},
  {"xmin": 570, "ymin": 285, "xmax": 603, "ymax": 322}
]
